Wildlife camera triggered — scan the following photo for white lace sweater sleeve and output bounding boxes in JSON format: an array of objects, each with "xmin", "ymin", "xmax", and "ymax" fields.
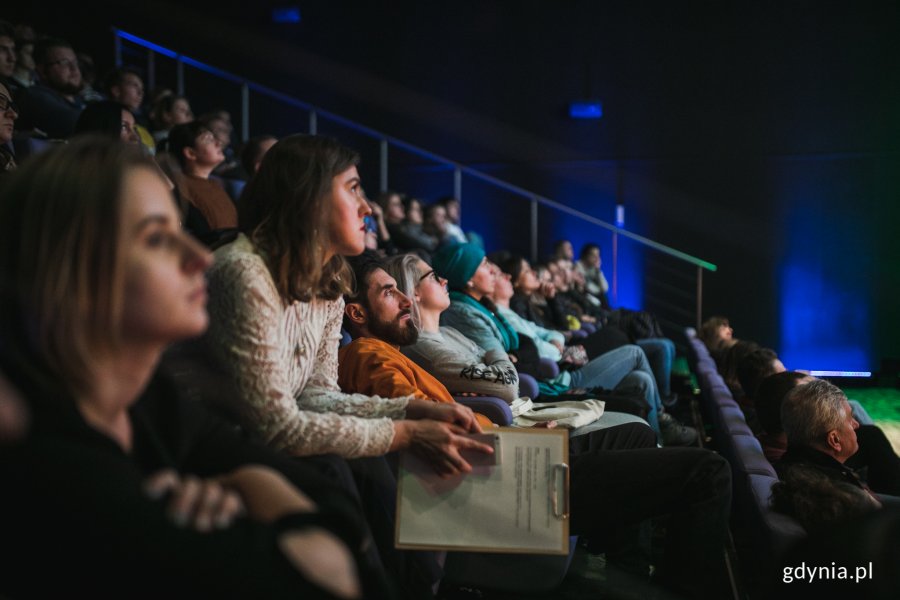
[{"xmin": 206, "ymin": 235, "xmax": 410, "ymax": 458}]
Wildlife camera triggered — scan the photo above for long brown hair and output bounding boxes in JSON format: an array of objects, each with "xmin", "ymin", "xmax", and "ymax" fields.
[
  {"xmin": 239, "ymin": 134, "xmax": 359, "ymax": 302},
  {"xmin": 0, "ymin": 137, "xmax": 157, "ymax": 397}
]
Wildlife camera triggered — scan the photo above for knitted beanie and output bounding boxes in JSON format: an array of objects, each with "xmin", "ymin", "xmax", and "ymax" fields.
[{"xmin": 431, "ymin": 242, "xmax": 485, "ymax": 290}]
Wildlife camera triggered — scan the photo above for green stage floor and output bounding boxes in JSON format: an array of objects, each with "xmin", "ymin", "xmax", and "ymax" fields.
[{"xmin": 842, "ymin": 386, "xmax": 900, "ymax": 454}]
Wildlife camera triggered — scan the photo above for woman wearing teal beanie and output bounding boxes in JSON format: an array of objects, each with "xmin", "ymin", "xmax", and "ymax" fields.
[{"xmin": 431, "ymin": 242, "xmax": 520, "ymax": 355}]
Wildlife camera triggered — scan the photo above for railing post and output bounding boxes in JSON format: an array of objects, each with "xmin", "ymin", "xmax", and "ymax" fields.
[
  {"xmin": 146, "ymin": 50, "xmax": 156, "ymax": 93},
  {"xmin": 453, "ymin": 167, "xmax": 462, "ymax": 201},
  {"xmin": 113, "ymin": 32, "xmax": 122, "ymax": 67},
  {"xmin": 308, "ymin": 110, "xmax": 317, "ymax": 135},
  {"xmin": 241, "ymin": 83, "xmax": 250, "ymax": 142},
  {"xmin": 696, "ymin": 266, "xmax": 703, "ymax": 330},
  {"xmin": 379, "ymin": 139, "xmax": 389, "ymax": 192},
  {"xmin": 175, "ymin": 55, "xmax": 184, "ymax": 95},
  {"xmin": 611, "ymin": 230, "xmax": 618, "ymax": 304},
  {"xmin": 530, "ymin": 197, "xmax": 539, "ymax": 263}
]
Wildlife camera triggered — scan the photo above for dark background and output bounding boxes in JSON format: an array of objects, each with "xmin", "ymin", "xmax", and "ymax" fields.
[{"xmin": 9, "ymin": 0, "xmax": 900, "ymax": 372}]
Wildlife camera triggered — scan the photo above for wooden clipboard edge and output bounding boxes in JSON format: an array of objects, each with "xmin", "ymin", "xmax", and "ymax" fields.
[
  {"xmin": 394, "ymin": 427, "xmax": 570, "ymax": 555},
  {"xmin": 395, "ymin": 541, "xmax": 570, "ymax": 556}
]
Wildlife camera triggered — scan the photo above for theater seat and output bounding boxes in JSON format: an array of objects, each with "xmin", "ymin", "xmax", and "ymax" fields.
[
  {"xmin": 518, "ymin": 373, "xmax": 540, "ymax": 399},
  {"xmin": 454, "ymin": 395, "xmax": 513, "ymax": 425}
]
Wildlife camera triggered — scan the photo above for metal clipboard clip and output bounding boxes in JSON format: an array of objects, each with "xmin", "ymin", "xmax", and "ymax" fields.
[{"xmin": 550, "ymin": 463, "xmax": 570, "ymax": 519}]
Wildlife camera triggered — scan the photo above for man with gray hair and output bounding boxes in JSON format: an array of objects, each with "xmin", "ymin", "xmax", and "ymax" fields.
[
  {"xmin": 772, "ymin": 379, "xmax": 896, "ymax": 532},
  {"xmin": 781, "ymin": 379, "xmax": 859, "ymax": 462}
]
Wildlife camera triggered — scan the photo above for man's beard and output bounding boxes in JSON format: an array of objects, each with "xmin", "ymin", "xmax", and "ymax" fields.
[
  {"xmin": 58, "ymin": 82, "xmax": 82, "ymax": 96},
  {"xmin": 368, "ymin": 311, "xmax": 418, "ymax": 346}
]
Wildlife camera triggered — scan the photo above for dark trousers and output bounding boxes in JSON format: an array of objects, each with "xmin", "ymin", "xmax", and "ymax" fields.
[
  {"xmin": 568, "ymin": 423, "xmax": 732, "ymax": 599},
  {"xmin": 347, "ymin": 456, "xmax": 442, "ymax": 600}
]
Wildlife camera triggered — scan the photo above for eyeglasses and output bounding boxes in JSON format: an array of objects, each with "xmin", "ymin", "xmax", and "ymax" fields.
[
  {"xmin": 417, "ymin": 269, "xmax": 443, "ymax": 285},
  {"xmin": 0, "ymin": 95, "xmax": 17, "ymax": 114},
  {"xmin": 195, "ymin": 131, "xmax": 219, "ymax": 146},
  {"xmin": 46, "ymin": 58, "xmax": 79, "ymax": 70}
]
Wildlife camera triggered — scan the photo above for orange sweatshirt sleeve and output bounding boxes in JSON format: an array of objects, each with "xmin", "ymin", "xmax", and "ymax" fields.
[{"xmin": 338, "ymin": 339, "xmax": 493, "ymax": 428}]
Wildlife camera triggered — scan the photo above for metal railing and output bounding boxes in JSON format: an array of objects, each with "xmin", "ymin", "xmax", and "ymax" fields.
[{"xmin": 113, "ymin": 28, "xmax": 717, "ymax": 328}]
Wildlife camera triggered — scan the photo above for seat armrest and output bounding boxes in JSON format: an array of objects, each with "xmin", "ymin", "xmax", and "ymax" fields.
[{"xmin": 454, "ymin": 396, "xmax": 513, "ymax": 426}]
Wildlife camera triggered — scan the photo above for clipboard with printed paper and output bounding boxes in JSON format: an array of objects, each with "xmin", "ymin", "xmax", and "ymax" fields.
[{"xmin": 395, "ymin": 427, "xmax": 570, "ymax": 555}]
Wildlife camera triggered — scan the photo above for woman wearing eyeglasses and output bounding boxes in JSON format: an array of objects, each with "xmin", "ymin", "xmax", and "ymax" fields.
[{"xmin": 73, "ymin": 100, "xmax": 140, "ymax": 144}]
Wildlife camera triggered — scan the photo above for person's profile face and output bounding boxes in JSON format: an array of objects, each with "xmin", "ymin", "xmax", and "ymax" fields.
[
  {"xmin": 414, "ymin": 259, "xmax": 450, "ymax": 312},
  {"xmin": 467, "ymin": 257, "xmax": 495, "ymax": 297},
  {"xmin": 0, "ymin": 83, "xmax": 17, "ymax": 145},
  {"xmin": 0, "ymin": 36, "xmax": 15, "ymax": 78},
  {"xmin": 120, "ymin": 109, "xmax": 139, "ymax": 144},
  {"xmin": 327, "ymin": 166, "xmax": 371, "ymax": 257},
  {"xmin": 364, "ymin": 268, "xmax": 417, "ymax": 346},
  {"xmin": 119, "ymin": 167, "xmax": 213, "ymax": 346},
  {"xmin": 406, "ymin": 200, "xmax": 423, "ymax": 225},
  {"xmin": 167, "ymin": 99, "xmax": 193, "ymax": 126},
  {"xmin": 833, "ymin": 399, "xmax": 860, "ymax": 461},
  {"xmin": 115, "ymin": 73, "xmax": 144, "ymax": 112},
  {"xmin": 385, "ymin": 194, "xmax": 405, "ymax": 222},
  {"xmin": 42, "ymin": 46, "xmax": 81, "ymax": 94}
]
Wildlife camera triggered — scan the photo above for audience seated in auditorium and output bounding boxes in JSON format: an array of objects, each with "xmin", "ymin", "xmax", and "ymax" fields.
[
  {"xmin": 338, "ymin": 253, "xmax": 494, "ymax": 429},
  {"xmin": 501, "ymin": 253, "xmax": 679, "ymax": 408},
  {"xmin": 735, "ymin": 346, "xmax": 785, "ymax": 433},
  {"xmin": 718, "ymin": 339, "xmax": 760, "ymax": 400},
  {"xmin": 550, "ymin": 257, "xmax": 604, "ymax": 322},
  {"xmin": 576, "ymin": 243, "xmax": 610, "ymax": 310},
  {"xmin": 75, "ymin": 52, "xmax": 103, "ymax": 103},
  {"xmin": 14, "ymin": 37, "xmax": 85, "ymax": 139},
  {"xmin": 0, "ymin": 80, "xmax": 17, "ymax": 174},
  {"xmin": 364, "ymin": 196, "xmax": 393, "ymax": 255},
  {"xmin": 698, "ymin": 315, "xmax": 736, "ymax": 365},
  {"xmin": 167, "ymin": 120, "xmax": 238, "ymax": 236},
  {"xmin": 422, "ymin": 202, "xmax": 451, "ymax": 248},
  {"xmin": 240, "ymin": 133, "xmax": 277, "ymax": 177},
  {"xmin": 8, "ymin": 23, "xmax": 35, "ymax": 91},
  {"xmin": 551, "ymin": 239, "xmax": 575, "ymax": 263},
  {"xmin": 104, "ymin": 66, "xmax": 155, "ymax": 151},
  {"xmin": 386, "ymin": 252, "xmax": 650, "ymax": 429},
  {"xmin": 150, "ymin": 92, "xmax": 193, "ymax": 144},
  {"xmin": 385, "ymin": 253, "xmax": 520, "ymax": 402},
  {"xmin": 351, "ymin": 253, "xmax": 732, "ymax": 599},
  {"xmin": 378, "ymin": 190, "xmax": 438, "ymax": 256},
  {"xmin": 771, "ymin": 379, "xmax": 893, "ymax": 533},
  {"xmin": 436, "ymin": 196, "xmax": 468, "ymax": 244},
  {"xmin": 429, "ymin": 242, "xmax": 696, "ymax": 445},
  {"xmin": 0, "ymin": 137, "xmax": 372, "ymax": 599},
  {"xmin": 200, "ymin": 110, "xmax": 239, "ymax": 177},
  {"xmin": 73, "ymin": 100, "xmax": 139, "ymax": 144},
  {"xmin": 757, "ymin": 372, "xmax": 900, "ymax": 496}
]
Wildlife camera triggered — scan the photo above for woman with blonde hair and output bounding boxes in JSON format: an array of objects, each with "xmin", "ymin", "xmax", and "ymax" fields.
[{"xmin": 0, "ymin": 137, "xmax": 372, "ymax": 599}]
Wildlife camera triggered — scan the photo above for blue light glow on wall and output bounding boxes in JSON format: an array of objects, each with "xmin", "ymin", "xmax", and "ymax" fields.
[{"xmin": 776, "ymin": 159, "xmax": 873, "ymax": 372}]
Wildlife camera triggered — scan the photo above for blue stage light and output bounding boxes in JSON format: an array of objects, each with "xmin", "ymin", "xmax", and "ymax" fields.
[
  {"xmin": 272, "ymin": 7, "xmax": 301, "ymax": 24},
  {"xmin": 569, "ymin": 101, "xmax": 603, "ymax": 120}
]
